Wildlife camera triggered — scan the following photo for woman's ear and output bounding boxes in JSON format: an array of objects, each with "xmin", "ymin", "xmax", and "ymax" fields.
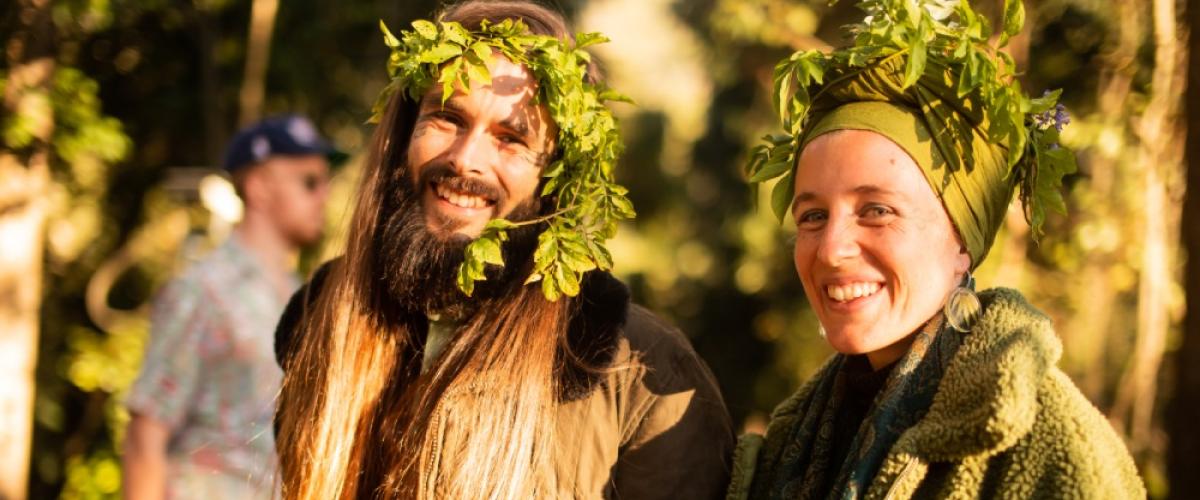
[{"xmin": 956, "ymin": 245, "xmax": 972, "ymax": 275}]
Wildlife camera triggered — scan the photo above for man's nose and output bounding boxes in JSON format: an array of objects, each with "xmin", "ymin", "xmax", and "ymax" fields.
[
  {"xmin": 815, "ymin": 215, "xmax": 861, "ymax": 267},
  {"xmin": 445, "ymin": 128, "xmax": 493, "ymax": 177}
]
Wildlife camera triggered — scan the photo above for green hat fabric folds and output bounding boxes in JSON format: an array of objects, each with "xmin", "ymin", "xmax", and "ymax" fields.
[{"xmin": 746, "ymin": 0, "xmax": 1077, "ymax": 268}]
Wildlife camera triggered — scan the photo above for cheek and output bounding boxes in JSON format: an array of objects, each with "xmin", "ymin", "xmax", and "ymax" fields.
[
  {"xmin": 407, "ymin": 126, "xmax": 451, "ymax": 166},
  {"xmin": 792, "ymin": 237, "xmax": 817, "ymax": 289},
  {"xmin": 496, "ymin": 165, "xmax": 542, "ymax": 205}
]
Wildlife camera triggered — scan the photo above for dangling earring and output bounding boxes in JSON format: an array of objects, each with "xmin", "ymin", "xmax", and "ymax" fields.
[
  {"xmin": 817, "ymin": 322, "xmax": 827, "ymax": 338},
  {"xmin": 943, "ymin": 270, "xmax": 981, "ymax": 333}
]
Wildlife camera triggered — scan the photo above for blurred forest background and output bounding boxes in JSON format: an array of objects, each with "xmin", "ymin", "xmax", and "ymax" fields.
[{"xmin": 2, "ymin": 0, "xmax": 1199, "ymax": 498}]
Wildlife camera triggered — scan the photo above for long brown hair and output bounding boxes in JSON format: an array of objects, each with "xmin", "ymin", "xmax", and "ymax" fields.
[{"xmin": 275, "ymin": 2, "xmax": 595, "ymax": 499}]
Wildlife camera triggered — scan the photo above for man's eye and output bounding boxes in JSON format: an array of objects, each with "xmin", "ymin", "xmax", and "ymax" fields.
[
  {"xmin": 427, "ymin": 111, "xmax": 463, "ymax": 126},
  {"xmin": 499, "ymin": 134, "xmax": 528, "ymax": 147}
]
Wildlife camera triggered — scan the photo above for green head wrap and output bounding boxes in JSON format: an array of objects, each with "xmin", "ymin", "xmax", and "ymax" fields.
[
  {"xmin": 799, "ymin": 57, "xmax": 1011, "ymax": 265},
  {"xmin": 746, "ymin": 0, "xmax": 1077, "ymax": 268}
]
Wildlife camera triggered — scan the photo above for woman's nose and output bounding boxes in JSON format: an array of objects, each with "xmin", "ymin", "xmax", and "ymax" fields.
[{"xmin": 815, "ymin": 216, "xmax": 861, "ymax": 266}]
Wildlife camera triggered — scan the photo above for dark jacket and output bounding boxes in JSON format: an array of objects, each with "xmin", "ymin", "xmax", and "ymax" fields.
[{"xmin": 276, "ymin": 263, "xmax": 735, "ymax": 499}]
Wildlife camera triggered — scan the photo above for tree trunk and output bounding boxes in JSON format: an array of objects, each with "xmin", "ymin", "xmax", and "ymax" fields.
[
  {"xmin": 1060, "ymin": 0, "xmax": 1139, "ymax": 401},
  {"xmin": 0, "ymin": 2, "xmax": 55, "ymax": 498},
  {"xmin": 1168, "ymin": 0, "xmax": 1200, "ymax": 493},
  {"xmin": 1111, "ymin": 0, "xmax": 1185, "ymax": 455},
  {"xmin": 238, "ymin": 0, "xmax": 280, "ymax": 126}
]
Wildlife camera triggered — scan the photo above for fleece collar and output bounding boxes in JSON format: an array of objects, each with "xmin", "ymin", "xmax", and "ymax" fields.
[
  {"xmin": 893, "ymin": 288, "xmax": 1063, "ymax": 461},
  {"xmin": 559, "ymin": 271, "xmax": 632, "ymax": 400}
]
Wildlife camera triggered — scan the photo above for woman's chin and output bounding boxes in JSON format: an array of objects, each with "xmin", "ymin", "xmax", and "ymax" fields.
[{"xmin": 820, "ymin": 321, "xmax": 898, "ymax": 356}]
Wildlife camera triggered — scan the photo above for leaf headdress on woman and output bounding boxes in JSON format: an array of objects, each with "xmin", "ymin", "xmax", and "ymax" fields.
[
  {"xmin": 373, "ymin": 17, "xmax": 634, "ymax": 301},
  {"xmin": 746, "ymin": 0, "xmax": 1076, "ymax": 267}
]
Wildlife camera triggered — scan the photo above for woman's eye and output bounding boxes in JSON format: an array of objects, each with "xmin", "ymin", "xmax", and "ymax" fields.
[
  {"xmin": 862, "ymin": 204, "xmax": 894, "ymax": 219},
  {"xmin": 796, "ymin": 209, "xmax": 827, "ymax": 227}
]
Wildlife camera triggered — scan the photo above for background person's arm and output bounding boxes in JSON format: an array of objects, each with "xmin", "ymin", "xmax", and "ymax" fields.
[{"xmin": 122, "ymin": 412, "xmax": 170, "ymax": 500}]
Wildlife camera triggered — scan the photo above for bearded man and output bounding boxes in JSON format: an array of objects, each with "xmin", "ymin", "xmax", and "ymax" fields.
[{"xmin": 272, "ymin": 2, "xmax": 734, "ymax": 499}]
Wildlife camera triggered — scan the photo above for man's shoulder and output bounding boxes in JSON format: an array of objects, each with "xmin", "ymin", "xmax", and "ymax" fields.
[
  {"xmin": 170, "ymin": 240, "xmax": 254, "ymax": 289},
  {"xmin": 275, "ymin": 258, "xmax": 339, "ymax": 368},
  {"xmin": 570, "ymin": 273, "xmax": 704, "ymax": 372},
  {"xmin": 611, "ymin": 303, "xmax": 716, "ymax": 394},
  {"xmin": 620, "ymin": 305, "xmax": 701, "ymax": 362}
]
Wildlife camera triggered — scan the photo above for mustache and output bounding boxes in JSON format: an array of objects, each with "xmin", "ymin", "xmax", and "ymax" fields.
[{"xmin": 417, "ymin": 163, "xmax": 505, "ymax": 205}]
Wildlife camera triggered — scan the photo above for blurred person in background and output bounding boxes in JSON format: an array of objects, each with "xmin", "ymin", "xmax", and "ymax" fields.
[
  {"xmin": 122, "ymin": 115, "xmax": 336, "ymax": 499},
  {"xmin": 272, "ymin": 2, "xmax": 733, "ymax": 499},
  {"xmin": 726, "ymin": 1, "xmax": 1144, "ymax": 498}
]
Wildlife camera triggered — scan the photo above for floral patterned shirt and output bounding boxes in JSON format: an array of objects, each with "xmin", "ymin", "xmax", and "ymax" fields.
[{"xmin": 128, "ymin": 236, "xmax": 298, "ymax": 498}]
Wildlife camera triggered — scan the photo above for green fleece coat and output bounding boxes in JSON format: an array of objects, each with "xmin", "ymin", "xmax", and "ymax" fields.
[{"xmin": 728, "ymin": 288, "xmax": 1145, "ymax": 499}]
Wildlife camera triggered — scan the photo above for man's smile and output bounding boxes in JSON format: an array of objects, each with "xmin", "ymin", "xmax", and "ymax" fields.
[{"xmin": 432, "ymin": 180, "xmax": 496, "ymax": 210}]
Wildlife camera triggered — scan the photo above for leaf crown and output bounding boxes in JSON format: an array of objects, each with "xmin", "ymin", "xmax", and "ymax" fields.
[
  {"xmin": 373, "ymin": 18, "xmax": 635, "ymax": 301},
  {"xmin": 746, "ymin": 0, "xmax": 1076, "ymax": 238}
]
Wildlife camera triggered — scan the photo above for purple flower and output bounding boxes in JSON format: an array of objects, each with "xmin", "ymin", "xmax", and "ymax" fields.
[
  {"xmin": 1052, "ymin": 103, "xmax": 1070, "ymax": 132},
  {"xmin": 1033, "ymin": 102, "xmax": 1071, "ymax": 132}
]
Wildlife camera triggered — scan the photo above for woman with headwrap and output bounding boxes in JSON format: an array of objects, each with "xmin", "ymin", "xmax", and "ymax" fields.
[{"xmin": 727, "ymin": 1, "xmax": 1144, "ymax": 498}]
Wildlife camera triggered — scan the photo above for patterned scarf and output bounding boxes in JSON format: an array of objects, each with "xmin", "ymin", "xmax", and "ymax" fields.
[{"xmin": 755, "ymin": 315, "xmax": 961, "ymax": 499}]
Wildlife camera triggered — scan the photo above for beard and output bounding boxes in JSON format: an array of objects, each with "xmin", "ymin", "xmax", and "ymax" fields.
[{"xmin": 373, "ymin": 160, "xmax": 543, "ymax": 318}]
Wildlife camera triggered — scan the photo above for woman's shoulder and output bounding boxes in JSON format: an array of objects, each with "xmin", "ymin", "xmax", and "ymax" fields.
[
  {"xmin": 893, "ymin": 288, "xmax": 1063, "ymax": 459},
  {"xmin": 998, "ymin": 368, "xmax": 1146, "ymax": 497}
]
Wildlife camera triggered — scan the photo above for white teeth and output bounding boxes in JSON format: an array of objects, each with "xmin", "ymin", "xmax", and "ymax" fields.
[
  {"xmin": 435, "ymin": 183, "xmax": 487, "ymax": 209},
  {"xmin": 825, "ymin": 282, "xmax": 881, "ymax": 302}
]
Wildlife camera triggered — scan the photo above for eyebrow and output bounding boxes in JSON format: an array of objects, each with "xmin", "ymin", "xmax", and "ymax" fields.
[
  {"xmin": 790, "ymin": 184, "xmax": 902, "ymax": 215},
  {"xmin": 419, "ymin": 95, "xmax": 534, "ymax": 139}
]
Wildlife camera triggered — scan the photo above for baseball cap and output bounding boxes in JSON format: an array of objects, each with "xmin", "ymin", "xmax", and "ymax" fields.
[{"xmin": 222, "ymin": 114, "xmax": 348, "ymax": 172}]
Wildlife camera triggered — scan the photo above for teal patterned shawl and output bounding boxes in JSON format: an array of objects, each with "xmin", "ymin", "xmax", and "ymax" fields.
[{"xmin": 750, "ymin": 315, "xmax": 961, "ymax": 499}]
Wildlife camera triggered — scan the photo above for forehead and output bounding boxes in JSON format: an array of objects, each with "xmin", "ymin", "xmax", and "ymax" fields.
[
  {"xmin": 418, "ymin": 55, "xmax": 555, "ymax": 137},
  {"xmin": 794, "ymin": 129, "xmax": 930, "ymax": 198},
  {"xmin": 420, "ymin": 56, "xmax": 540, "ymax": 109}
]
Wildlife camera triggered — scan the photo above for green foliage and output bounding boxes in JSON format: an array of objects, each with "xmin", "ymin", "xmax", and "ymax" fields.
[
  {"xmin": 745, "ymin": 0, "xmax": 1076, "ymax": 238},
  {"xmin": 376, "ymin": 19, "xmax": 634, "ymax": 301}
]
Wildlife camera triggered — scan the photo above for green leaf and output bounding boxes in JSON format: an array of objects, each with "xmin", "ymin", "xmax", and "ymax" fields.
[
  {"xmin": 770, "ymin": 171, "xmax": 795, "ymax": 222},
  {"xmin": 554, "ymin": 264, "xmax": 581, "ymax": 297},
  {"xmin": 541, "ymin": 271, "xmax": 561, "ymax": 301},
  {"xmin": 419, "ymin": 43, "xmax": 463, "ymax": 64},
  {"xmin": 1000, "ymin": 0, "xmax": 1025, "ymax": 46},
  {"xmin": 774, "ymin": 62, "xmax": 796, "ymax": 128},
  {"xmin": 748, "ymin": 155, "xmax": 791, "ymax": 183},
  {"xmin": 902, "ymin": 20, "xmax": 929, "ymax": 89},
  {"xmin": 586, "ymin": 238, "xmax": 614, "ymax": 270},
  {"xmin": 474, "ymin": 237, "xmax": 504, "ymax": 265},
  {"xmin": 598, "ymin": 89, "xmax": 635, "ymax": 104},
  {"xmin": 442, "ymin": 22, "xmax": 469, "ymax": 46},
  {"xmin": 1028, "ymin": 88, "xmax": 1061, "ymax": 113},
  {"xmin": 457, "ymin": 262, "xmax": 476, "ymax": 296},
  {"xmin": 466, "ymin": 60, "xmax": 492, "ymax": 86},
  {"xmin": 412, "ymin": 20, "xmax": 438, "ymax": 40},
  {"xmin": 470, "ymin": 41, "xmax": 493, "ymax": 62},
  {"xmin": 380, "ymin": 21, "xmax": 401, "ymax": 48},
  {"xmin": 483, "ymin": 219, "xmax": 519, "ymax": 231},
  {"xmin": 610, "ymin": 195, "xmax": 636, "ymax": 219},
  {"xmin": 798, "ymin": 53, "xmax": 825, "ymax": 85},
  {"xmin": 575, "ymin": 32, "xmax": 609, "ymax": 48},
  {"xmin": 534, "ymin": 231, "xmax": 559, "ymax": 270}
]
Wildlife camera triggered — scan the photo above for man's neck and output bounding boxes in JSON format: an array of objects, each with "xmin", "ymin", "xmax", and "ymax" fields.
[{"xmin": 233, "ymin": 213, "xmax": 298, "ymax": 298}]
